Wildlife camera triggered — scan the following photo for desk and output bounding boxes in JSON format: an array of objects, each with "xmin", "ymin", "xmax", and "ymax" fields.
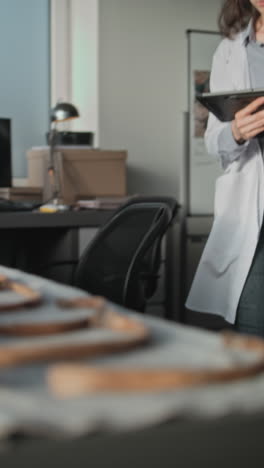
[
  {"xmin": 0, "ymin": 210, "xmax": 180, "ymax": 319},
  {"xmin": 0, "ymin": 210, "xmax": 112, "ymax": 284},
  {"xmin": 0, "ymin": 209, "xmax": 112, "ymax": 229},
  {"xmin": 2, "ymin": 414, "xmax": 264, "ymax": 468},
  {"xmin": 0, "ymin": 266, "xmax": 264, "ymax": 467}
]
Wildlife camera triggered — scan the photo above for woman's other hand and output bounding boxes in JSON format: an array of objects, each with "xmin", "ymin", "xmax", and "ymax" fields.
[{"xmin": 231, "ymin": 96, "xmax": 264, "ymax": 143}]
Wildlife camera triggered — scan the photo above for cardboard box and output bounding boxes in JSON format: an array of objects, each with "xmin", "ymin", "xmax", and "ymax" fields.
[
  {"xmin": 27, "ymin": 147, "xmax": 127, "ymax": 204},
  {"xmin": 0, "ymin": 186, "xmax": 42, "ymax": 202}
]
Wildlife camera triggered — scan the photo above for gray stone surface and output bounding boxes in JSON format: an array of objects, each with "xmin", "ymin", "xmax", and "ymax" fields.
[{"xmin": 0, "ymin": 265, "xmax": 263, "ymax": 440}]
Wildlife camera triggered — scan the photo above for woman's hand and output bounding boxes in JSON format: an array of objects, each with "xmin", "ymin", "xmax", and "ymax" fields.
[{"xmin": 231, "ymin": 96, "xmax": 264, "ymax": 143}]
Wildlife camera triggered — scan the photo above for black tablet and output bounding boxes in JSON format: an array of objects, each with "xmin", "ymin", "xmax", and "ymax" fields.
[{"xmin": 196, "ymin": 88, "xmax": 264, "ymax": 122}]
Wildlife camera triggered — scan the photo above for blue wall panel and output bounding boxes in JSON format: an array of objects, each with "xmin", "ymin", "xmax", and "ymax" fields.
[{"xmin": 0, "ymin": 0, "xmax": 50, "ymax": 178}]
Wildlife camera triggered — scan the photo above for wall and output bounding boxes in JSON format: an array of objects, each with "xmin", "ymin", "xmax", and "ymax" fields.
[
  {"xmin": 0, "ymin": 0, "xmax": 50, "ymax": 180},
  {"xmin": 98, "ymin": 0, "xmax": 222, "ymax": 201}
]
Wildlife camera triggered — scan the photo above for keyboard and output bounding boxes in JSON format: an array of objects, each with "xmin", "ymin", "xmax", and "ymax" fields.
[{"xmin": 0, "ymin": 198, "xmax": 40, "ymax": 212}]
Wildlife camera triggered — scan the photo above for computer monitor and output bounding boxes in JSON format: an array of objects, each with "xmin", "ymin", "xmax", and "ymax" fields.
[{"xmin": 0, "ymin": 118, "xmax": 12, "ymax": 187}]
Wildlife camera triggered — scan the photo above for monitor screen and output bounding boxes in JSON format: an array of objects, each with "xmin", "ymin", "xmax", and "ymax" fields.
[{"xmin": 0, "ymin": 118, "xmax": 11, "ymax": 187}]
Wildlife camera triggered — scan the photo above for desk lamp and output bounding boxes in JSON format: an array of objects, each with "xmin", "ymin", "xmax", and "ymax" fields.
[{"xmin": 47, "ymin": 102, "xmax": 79, "ymax": 210}]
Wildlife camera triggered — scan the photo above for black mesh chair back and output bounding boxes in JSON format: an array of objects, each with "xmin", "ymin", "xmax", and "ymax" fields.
[{"xmin": 74, "ymin": 196, "xmax": 179, "ymax": 312}]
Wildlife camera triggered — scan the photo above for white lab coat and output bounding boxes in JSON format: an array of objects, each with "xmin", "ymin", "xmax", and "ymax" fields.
[{"xmin": 185, "ymin": 31, "xmax": 264, "ymax": 324}]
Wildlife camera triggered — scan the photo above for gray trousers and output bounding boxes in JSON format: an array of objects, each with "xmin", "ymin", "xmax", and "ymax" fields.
[{"xmin": 235, "ymin": 225, "xmax": 264, "ymax": 337}]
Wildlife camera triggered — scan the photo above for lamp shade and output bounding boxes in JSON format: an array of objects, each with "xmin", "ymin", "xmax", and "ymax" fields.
[{"xmin": 50, "ymin": 102, "xmax": 79, "ymax": 123}]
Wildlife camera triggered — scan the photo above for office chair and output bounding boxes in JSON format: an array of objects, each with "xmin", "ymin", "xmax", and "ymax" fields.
[{"xmin": 74, "ymin": 196, "xmax": 179, "ymax": 312}]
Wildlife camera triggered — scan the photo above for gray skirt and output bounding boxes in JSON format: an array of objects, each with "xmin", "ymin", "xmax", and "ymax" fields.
[{"xmin": 235, "ymin": 224, "xmax": 264, "ymax": 337}]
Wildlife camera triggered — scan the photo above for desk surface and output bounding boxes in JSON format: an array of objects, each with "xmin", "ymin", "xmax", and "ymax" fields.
[
  {"xmin": 0, "ymin": 265, "xmax": 263, "ymax": 442},
  {"xmin": 0, "ymin": 209, "xmax": 113, "ymax": 229},
  {"xmin": 2, "ymin": 413, "xmax": 264, "ymax": 468}
]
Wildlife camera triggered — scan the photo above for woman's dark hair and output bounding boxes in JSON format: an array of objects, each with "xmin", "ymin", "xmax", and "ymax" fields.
[{"xmin": 218, "ymin": 0, "xmax": 260, "ymax": 38}]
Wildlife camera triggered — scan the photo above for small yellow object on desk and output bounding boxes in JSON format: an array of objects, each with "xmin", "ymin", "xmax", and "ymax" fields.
[{"xmin": 39, "ymin": 204, "xmax": 69, "ymax": 213}]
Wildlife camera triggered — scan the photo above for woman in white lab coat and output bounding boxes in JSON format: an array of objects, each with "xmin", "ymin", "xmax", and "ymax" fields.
[{"xmin": 186, "ymin": 0, "xmax": 264, "ymax": 336}]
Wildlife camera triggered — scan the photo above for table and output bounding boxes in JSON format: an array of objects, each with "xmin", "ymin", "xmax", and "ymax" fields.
[
  {"xmin": 0, "ymin": 209, "xmax": 112, "ymax": 284},
  {"xmin": 0, "ymin": 209, "xmax": 179, "ymax": 319},
  {"xmin": 0, "ymin": 265, "xmax": 264, "ymax": 467},
  {"xmin": 0, "ymin": 209, "xmax": 112, "ymax": 230},
  {"xmin": 2, "ymin": 414, "xmax": 264, "ymax": 468}
]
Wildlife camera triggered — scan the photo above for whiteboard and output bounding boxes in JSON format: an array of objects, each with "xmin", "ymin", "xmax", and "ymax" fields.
[{"xmin": 187, "ymin": 30, "xmax": 222, "ymax": 215}]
